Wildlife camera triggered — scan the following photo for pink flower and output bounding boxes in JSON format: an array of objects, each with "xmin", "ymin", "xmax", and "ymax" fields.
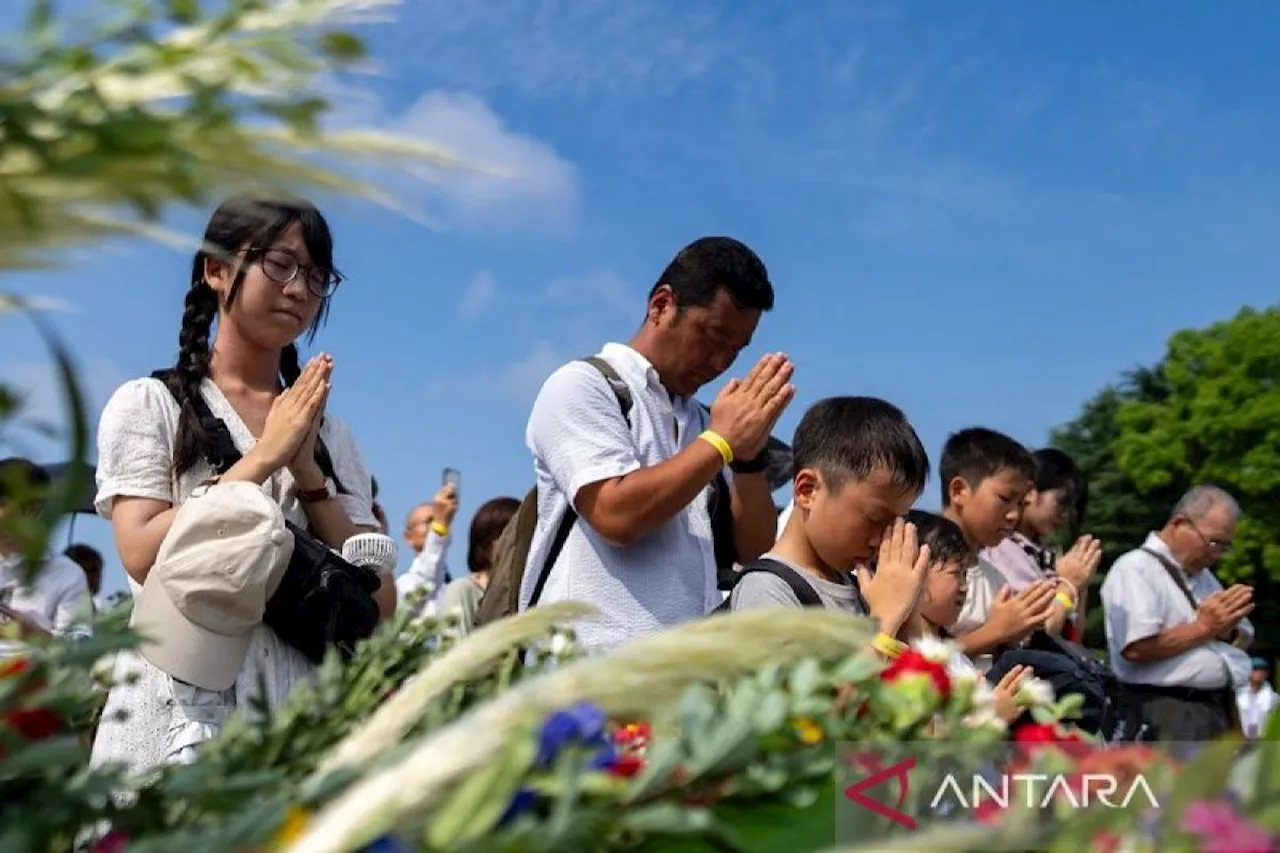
[
  {"xmin": 1181, "ymin": 800, "xmax": 1273, "ymax": 853},
  {"xmin": 91, "ymin": 831, "xmax": 130, "ymax": 853}
]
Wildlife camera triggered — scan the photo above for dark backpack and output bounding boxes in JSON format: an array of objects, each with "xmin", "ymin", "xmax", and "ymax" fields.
[
  {"xmin": 713, "ymin": 557, "xmax": 824, "ymax": 612},
  {"xmin": 474, "ymin": 357, "xmax": 744, "ymax": 628},
  {"xmin": 988, "ymin": 629, "xmax": 1119, "ymax": 736},
  {"xmin": 150, "ymin": 371, "xmax": 382, "ymax": 664}
]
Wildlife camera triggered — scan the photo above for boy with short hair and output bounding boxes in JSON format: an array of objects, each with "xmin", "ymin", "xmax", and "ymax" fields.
[
  {"xmin": 892, "ymin": 509, "xmax": 1032, "ymax": 722},
  {"xmin": 938, "ymin": 428, "xmax": 1059, "ymax": 665},
  {"xmin": 728, "ymin": 397, "xmax": 931, "ymax": 639}
]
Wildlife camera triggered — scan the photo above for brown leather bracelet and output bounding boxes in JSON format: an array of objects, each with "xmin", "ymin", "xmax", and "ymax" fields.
[{"xmin": 297, "ymin": 484, "xmax": 331, "ymax": 504}]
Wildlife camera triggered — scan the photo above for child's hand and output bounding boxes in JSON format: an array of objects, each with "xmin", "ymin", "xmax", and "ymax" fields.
[
  {"xmin": 856, "ymin": 517, "xmax": 931, "ymax": 638},
  {"xmin": 1055, "ymin": 535, "xmax": 1102, "ymax": 593},
  {"xmin": 991, "ymin": 664, "xmax": 1031, "ymax": 723},
  {"xmin": 987, "ymin": 581, "xmax": 1057, "ymax": 645}
]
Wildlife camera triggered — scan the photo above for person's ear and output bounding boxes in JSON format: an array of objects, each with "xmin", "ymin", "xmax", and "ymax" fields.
[
  {"xmin": 793, "ymin": 468, "xmax": 822, "ymax": 513},
  {"xmin": 647, "ymin": 284, "xmax": 676, "ymax": 326}
]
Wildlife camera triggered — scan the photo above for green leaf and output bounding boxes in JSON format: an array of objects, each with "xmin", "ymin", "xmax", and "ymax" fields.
[
  {"xmin": 1158, "ymin": 740, "xmax": 1240, "ymax": 836},
  {"xmin": 167, "ymin": 0, "xmax": 200, "ymax": 24},
  {"xmin": 789, "ymin": 659, "xmax": 820, "ymax": 698},
  {"xmin": 426, "ymin": 732, "xmax": 538, "ymax": 848},
  {"xmin": 318, "ymin": 32, "xmax": 366, "ymax": 62}
]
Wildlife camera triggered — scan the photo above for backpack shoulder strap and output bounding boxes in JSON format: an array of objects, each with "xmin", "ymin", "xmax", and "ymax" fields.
[
  {"xmin": 579, "ymin": 355, "xmax": 633, "ymax": 423},
  {"xmin": 150, "ymin": 369, "xmax": 241, "ymax": 475},
  {"xmin": 733, "ymin": 558, "xmax": 825, "ymax": 607},
  {"xmin": 526, "ymin": 356, "xmax": 634, "ymax": 610}
]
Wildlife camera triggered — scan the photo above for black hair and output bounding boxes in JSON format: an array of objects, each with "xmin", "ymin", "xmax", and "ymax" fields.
[
  {"xmin": 370, "ymin": 476, "xmax": 379, "ymax": 500},
  {"xmin": 1030, "ymin": 448, "xmax": 1088, "ymax": 535},
  {"xmin": 939, "ymin": 427, "xmax": 1034, "ymax": 507},
  {"xmin": 648, "ymin": 236, "xmax": 774, "ymax": 313},
  {"xmin": 64, "ymin": 543, "xmax": 104, "ymax": 572},
  {"xmin": 467, "ymin": 496, "xmax": 521, "ymax": 575},
  {"xmin": 905, "ymin": 509, "xmax": 975, "ymax": 568},
  {"xmin": 169, "ymin": 197, "xmax": 339, "ymax": 479},
  {"xmin": 791, "ymin": 397, "xmax": 930, "ymax": 494},
  {"xmin": 0, "ymin": 457, "xmax": 50, "ymax": 503}
]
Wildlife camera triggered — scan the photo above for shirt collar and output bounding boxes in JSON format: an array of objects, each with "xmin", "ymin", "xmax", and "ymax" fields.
[
  {"xmin": 1142, "ymin": 531, "xmax": 1185, "ymax": 572},
  {"xmin": 600, "ymin": 342, "xmax": 688, "ymax": 401}
]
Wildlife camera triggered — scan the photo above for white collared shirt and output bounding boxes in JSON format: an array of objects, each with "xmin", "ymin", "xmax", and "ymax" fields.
[
  {"xmin": 519, "ymin": 342, "xmax": 721, "ymax": 649},
  {"xmin": 0, "ymin": 553, "xmax": 93, "ymax": 659},
  {"xmin": 1237, "ymin": 683, "xmax": 1277, "ymax": 739},
  {"xmin": 1101, "ymin": 532, "xmax": 1254, "ymax": 690}
]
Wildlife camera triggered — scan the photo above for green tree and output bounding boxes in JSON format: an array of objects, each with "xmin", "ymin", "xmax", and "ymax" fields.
[
  {"xmin": 1112, "ymin": 306, "xmax": 1280, "ymax": 648},
  {"xmin": 1050, "ymin": 366, "xmax": 1181, "ymax": 649}
]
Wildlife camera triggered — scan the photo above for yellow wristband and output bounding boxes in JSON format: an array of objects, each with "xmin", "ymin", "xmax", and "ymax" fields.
[
  {"xmin": 430, "ymin": 521, "xmax": 450, "ymax": 537},
  {"xmin": 872, "ymin": 632, "xmax": 907, "ymax": 659},
  {"xmin": 1054, "ymin": 591, "xmax": 1075, "ymax": 611},
  {"xmin": 698, "ymin": 430, "xmax": 734, "ymax": 466}
]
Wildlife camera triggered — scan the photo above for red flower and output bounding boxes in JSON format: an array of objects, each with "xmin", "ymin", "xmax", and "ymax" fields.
[
  {"xmin": 613, "ymin": 721, "xmax": 651, "ymax": 747},
  {"xmin": 974, "ymin": 796, "xmax": 1006, "ymax": 825},
  {"xmin": 0, "ymin": 657, "xmax": 32, "ymax": 680},
  {"xmin": 1091, "ymin": 830, "xmax": 1123, "ymax": 853},
  {"xmin": 608, "ymin": 753, "xmax": 647, "ymax": 778},
  {"xmin": 1011, "ymin": 722, "xmax": 1093, "ymax": 763},
  {"xmin": 3, "ymin": 707, "xmax": 62, "ymax": 740},
  {"xmin": 880, "ymin": 649, "xmax": 951, "ymax": 700}
]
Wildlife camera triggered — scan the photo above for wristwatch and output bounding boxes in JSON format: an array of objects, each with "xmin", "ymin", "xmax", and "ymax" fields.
[{"xmin": 730, "ymin": 455, "xmax": 769, "ymax": 474}]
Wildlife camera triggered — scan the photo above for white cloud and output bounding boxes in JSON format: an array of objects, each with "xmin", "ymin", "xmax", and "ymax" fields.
[
  {"xmin": 545, "ymin": 269, "xmax": 638, "ymax": 318},
  {"xmin": 388, "ymin": 0, "xmax": 727, "ymax": 96},
  {"xmin": 459, "ymin": 269, "xmax": 498, "ymax": 316},
  {"xmin": 385, "ymin": 91, "xmax": 579, "ymax": 233},
  {"xmin": 0, "ymin": 358, "xmax": 129, "ymax": 458},
  {"xmin": 429, "ymin": 340, "xmax": 565, "ymax": 408}
]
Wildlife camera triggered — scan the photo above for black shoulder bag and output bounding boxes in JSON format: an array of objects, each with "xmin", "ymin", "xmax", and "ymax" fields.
[{"xmin": 151, "ymin": 371, "xmax": 381, "ymax": 664}]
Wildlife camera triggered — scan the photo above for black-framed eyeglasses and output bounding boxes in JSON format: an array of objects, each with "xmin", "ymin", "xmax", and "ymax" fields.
[
  {"xmin": 251, "ymin": 247, "xmax": 343, "ymax": 298},
  {"xmin": 1183, "ymin": 517, "xmax": 1232, "ymax": 553}
]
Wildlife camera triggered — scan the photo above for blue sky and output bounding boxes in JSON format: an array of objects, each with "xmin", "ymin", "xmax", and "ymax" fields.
[{"xmin": 3, "ymin": 1, "xmax": 1280, "ymax": 595}]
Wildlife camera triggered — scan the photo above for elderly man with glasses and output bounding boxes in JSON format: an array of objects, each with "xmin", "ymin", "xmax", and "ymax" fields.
[{"xmin": 1102, "ymin": 484, "xmax": 1254, "ymax": 742}]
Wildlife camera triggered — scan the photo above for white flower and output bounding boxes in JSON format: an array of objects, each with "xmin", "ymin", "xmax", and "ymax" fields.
[
  {"xmin": 970, "ymin": 675, "xmax": 996, "ymax": 710},
  {"xmin": 965, "ymin": 706, "xmax": 1009, "ymax": 732},
  {"xmin": 548, "ymin": 632, "xmax": 572, "ymax": 658},
  {"xmin": 1016, "ymin": 676, "xmax": 1055, "ymax": 707},
  {"xmin": 911, "ymin": 635, "xmax": 957, "ymax": 664}
]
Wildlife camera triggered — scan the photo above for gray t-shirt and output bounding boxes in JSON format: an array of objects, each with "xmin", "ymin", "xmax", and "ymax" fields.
[{"xmin": 728, "ymin": 553, "xmax": 868, "ymax": 613}]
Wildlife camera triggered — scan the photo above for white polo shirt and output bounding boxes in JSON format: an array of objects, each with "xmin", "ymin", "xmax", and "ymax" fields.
[
  {"xmin": 1101, "ymin": 532, "xmax": 1254, "ymax": 691},
  {"xmin": 519, "ymin": 342, "xmax": 721, "ymax": 650}
]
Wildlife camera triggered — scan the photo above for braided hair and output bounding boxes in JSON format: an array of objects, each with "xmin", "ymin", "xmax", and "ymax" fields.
[{"xmin": 169, "ymin": 197, "xmax": 339, "ymax": 482}]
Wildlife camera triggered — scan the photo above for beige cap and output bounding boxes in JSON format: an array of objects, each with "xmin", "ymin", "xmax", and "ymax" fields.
[{"xmin": 132, "ymin": 481, "xmax": 294, "ymax": 691}]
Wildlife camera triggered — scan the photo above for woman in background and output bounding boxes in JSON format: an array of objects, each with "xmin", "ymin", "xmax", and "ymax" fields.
[{"xmin": 440, "ymin": 496, "xmax": 520, "ymax": 635}]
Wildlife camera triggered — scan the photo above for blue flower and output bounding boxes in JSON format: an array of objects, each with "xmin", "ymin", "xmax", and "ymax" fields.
[
  {"xmin": 363, "ymin": 836, "xmax": 407, "ymax": 853},
  {"xmin": 535, "ymin": 701, "xmax": 610, "ymax": 769},
  {"xmin": 499, "ymin": 787, "xmax": 537, "ymax": 826}
]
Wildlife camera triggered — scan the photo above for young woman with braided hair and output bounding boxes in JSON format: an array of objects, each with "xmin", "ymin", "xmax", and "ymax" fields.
[{"xmin": 89, "ymin": 197, "xmax": 391, "ymax": 777}]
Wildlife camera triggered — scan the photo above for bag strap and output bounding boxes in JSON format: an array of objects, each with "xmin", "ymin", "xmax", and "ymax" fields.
[
  {"xmin": 525, "ymin": 356, "xmax": 633, "ymax": 609},
  {"xmin": 735, "ymin": 558, "xmax": 825, "ymax": 607},
  {"xmin": 1140, "ymin": 547, "xmax": 1201, "ymax": 613},
  {"xmin": 149, "ymin": 369, "xmax": 343, "ymax": 490}
]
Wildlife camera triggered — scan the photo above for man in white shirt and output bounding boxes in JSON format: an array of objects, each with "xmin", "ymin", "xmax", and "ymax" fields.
[
  {"xmin": 1237, "ymin": 658, "xmax": 1276, "ymax": 740},
  {"xmin": 1102, "ymin": 484, "xmax": 1254, "ymax": 741},
  {"xmin": 396, "ymin": 484, "xmax": 458, "ymax": 617},
  {"xmin": 0, "ymin": 458, "xmax": 94, "ymax": 659},
  {"xmin": 520, "ymin": 237, "xmax": 794, "ymax": 650}
]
